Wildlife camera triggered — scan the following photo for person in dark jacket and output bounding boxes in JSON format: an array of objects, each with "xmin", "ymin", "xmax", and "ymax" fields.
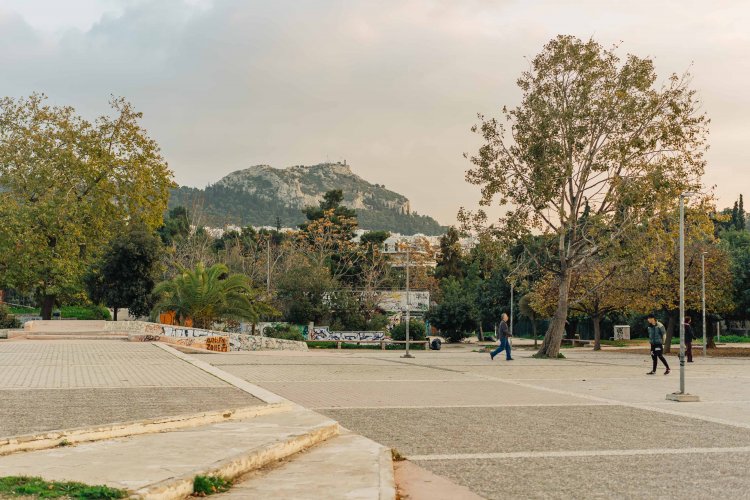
[
  {"xmin": 490, "ymin": 313, "xmax": 513, "ymax": 361},
  {"xmin": 684, "ymin": 316, "xmax": 694, "ymax": 363},
  {"xmin": 646, "ymin": 314, "xmax": 670, "ymax": 375}
]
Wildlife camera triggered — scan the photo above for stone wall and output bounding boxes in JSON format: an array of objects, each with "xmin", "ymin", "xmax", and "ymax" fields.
[{"xmin": 120, "ymin": 321, "xmax": 307, "ymax": 352}]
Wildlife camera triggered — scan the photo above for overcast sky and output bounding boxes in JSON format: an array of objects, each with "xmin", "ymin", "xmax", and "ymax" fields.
[{"xmin": 1, "ymin": 0, "xmax": 748, "ymax": 224}]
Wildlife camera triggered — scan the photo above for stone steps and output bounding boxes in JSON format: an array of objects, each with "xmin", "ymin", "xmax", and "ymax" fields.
[
  {"xmin": 216, "ymin": 431, "xmax": 396, "ymax": 500},
  {"xmin": 0, "ymin": 406, "xmax": 342, "ymax": 499}
]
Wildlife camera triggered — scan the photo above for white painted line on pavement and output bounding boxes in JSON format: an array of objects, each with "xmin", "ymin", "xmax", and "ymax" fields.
[
  {"xmin": 408, "ymin": 446, "xmax": 750, "ymax": 461},
  {"xmin": 312, "ymin": 403, "xmax": 612, "ymax": 410}
]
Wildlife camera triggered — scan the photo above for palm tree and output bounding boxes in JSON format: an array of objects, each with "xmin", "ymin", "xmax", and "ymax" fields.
[{"xmin": 152, "ymin": 262, "xmax": 277, "ymax": 330}]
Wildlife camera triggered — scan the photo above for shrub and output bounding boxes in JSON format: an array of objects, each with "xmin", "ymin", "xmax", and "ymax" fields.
[
  {"xmin": 390, "ymin": 320, "xmax": 426, "ymax": 341},
  {"xmin": 0, "ymin": 305, "xmax": 20, "ymax": 329},
  {"xmin": 264, "ymin": 323, "xmax": 305, "ymax": 342},
  {"xmin": 193, "ymin": 475, "xmax": 231, "ymax": 496}
]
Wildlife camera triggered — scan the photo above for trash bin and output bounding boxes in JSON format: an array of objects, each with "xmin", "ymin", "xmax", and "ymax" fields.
[{"xmin": 430, "ymin": 338, "xmax": 442, "ymax": 350}]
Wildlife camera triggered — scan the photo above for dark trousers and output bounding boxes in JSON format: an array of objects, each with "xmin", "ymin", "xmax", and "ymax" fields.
[
  {"xmin": 686, "ymin": 340, "xmax": 693, "ymax": 362},
  {"xmin": 491, "ymin": 337, "xmax": 512, "ymax": 360},
  {"xmin": 651, "ymin": 343, "xmax": 669, "ymax": 371}
]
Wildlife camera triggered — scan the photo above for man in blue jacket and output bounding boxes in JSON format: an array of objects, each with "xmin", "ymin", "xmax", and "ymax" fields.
[{"xmin": 646, "ymin": 314, "xmax": 670, "ymax": 375}]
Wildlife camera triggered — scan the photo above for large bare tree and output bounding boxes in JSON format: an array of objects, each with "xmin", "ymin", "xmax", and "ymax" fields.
[{"xmin": 463, "ymin": 36, "xmax": 708, "ymax": 357}]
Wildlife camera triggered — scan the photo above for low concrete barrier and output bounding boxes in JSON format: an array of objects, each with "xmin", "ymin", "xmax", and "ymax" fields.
[{"xmin": 9, "ymin": 320, "xmax": 308, "ymax": 352}]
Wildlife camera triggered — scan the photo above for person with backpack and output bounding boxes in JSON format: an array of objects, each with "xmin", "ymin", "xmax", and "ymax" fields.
[
  {"xmin": 646, "ymin": 314, "xmax": 670, "ymax": 375},
  {"xmin": 684, "ymin": 315, "xmax": 695, "ymax": 363},
  {"xmin": 490, "ymin": 313, "xmax": 514, "ymax": 361}
]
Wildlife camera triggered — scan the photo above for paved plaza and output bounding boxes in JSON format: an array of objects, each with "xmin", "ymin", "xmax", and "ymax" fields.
[
  {"xmin": 0, "ymin": 341, "xmax": 262, "ymax": 438},
  {"xmin": 201, "ymin": 345, "xmax": 750, "ymax": 499}
]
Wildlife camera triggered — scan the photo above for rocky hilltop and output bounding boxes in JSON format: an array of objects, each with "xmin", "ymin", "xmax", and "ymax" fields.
[{"xmin": 169, "ymin": 162, "xmax": 446, "ymax": 235}]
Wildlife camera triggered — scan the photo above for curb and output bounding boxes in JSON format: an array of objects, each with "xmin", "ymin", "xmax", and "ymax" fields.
[
  {"xmin": 0, "ymin": 404, "xmax": 290, "ymax": 456},
  {"xmin": 154, "ymin": 342, "xmax": 290, "ymax": 405},
  {"xmin": 131, "ymin": 421, "xmax": 341, "ymax": 500},
  {"xmin": 379, "ymin": 443, "xmax": 397, "ymax": 500}
]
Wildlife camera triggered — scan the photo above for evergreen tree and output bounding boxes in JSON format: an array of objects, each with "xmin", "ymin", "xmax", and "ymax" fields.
[
  {"xmin": 738, "ymin": 194, "xmax": 746, "ymax": 231},
  {"xmin": 731, "ymin": 201, "xmax": 740, "ymax": 230}
]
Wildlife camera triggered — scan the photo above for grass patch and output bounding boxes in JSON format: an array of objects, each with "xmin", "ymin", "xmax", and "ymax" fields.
[
  {"xmin": 193, "ymin": 475, "xmax": 231, "ymax": 496},
  {"xmin": 8, "ymin": 306, "xmax": 37, "ymax": 314},
  {"xmin": 4, "ymin": 305, "xmax": 111, "ymax": 320},
  {"xmin": 0, "ymin": 476, "xmax": 126, "ymax": 499},
  {"xmin": 57, "ymin": 439, "xmax": 72, "ymax": 447},
  {"xmin": 391, "ymin": 448, "xmax": 406, "ymax": 462}
]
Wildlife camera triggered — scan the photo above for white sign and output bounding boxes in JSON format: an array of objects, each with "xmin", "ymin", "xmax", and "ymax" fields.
[{"xmin": 378, "ymin": 291, "xmax": 430, "ymax": 313}]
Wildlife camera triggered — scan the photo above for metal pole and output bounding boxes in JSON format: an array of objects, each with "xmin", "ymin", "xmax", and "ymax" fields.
[
  {"xmin": 402, "ymin": 243, "xmax": 413, "ymax": 358},
  {"xmin": 510, "ymin": 283, "xmax": 514, "ymax": 337},
  {"xmin": 679, "ymin": 195, "xmax": 686, "ymax": 394},
  {"xmin": 702, "ymin": 252, "xmax": 707, "ymax": 357},
  {"xmin": 266, "ymin": 239, "xmax": 271, "ymax": 293}
]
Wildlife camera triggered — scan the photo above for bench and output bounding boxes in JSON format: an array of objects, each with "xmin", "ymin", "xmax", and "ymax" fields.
[
  {"xmin": 305, "ymin": 339, "xmax": 430, "ymax": 350},
  {"xmin": 561, "ymin": 338, "xmax": 595, "ymax": 347}
]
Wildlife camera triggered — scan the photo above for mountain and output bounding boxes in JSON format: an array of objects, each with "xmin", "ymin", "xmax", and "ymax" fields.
[{"xmin": 168, "ymin": 162, "xmax": 447, "ymax": 235}]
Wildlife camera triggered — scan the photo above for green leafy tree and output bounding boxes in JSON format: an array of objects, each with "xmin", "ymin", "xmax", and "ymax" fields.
[
  {"xmin": 0, "ymin": 94, "xmax": 173, "ymax": 319},
  {"xmin": 428, "ymin": 277, "xmax": 478, "ymax": 342},
  {"xmin": 720, "ymin": 229, "xmax": 750, "ymax": 320},
  {"xmin": 157, "ymin": 206, "xmax": 190, "ymax": 246},
  {"xmin": 152, "ymin": 262, "xmax": 277, "ymax": 330},
  {"xmin": 435, "ymin": 227, "xmax": 465, "ymax": 280},
  {"xmin": 464, "ymin": 36, "xmax": 707, "ymax": 357},
  {"xmin": 85, "ymin": 224, "xmax": 163, "ymax": 320},
  {"xmin": 275, "ymin": 259, "xmax": 336, "ymax": 325}
]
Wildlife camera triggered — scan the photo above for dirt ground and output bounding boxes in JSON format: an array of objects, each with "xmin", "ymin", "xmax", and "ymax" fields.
[{"xmin": 618, "ymin": 346, "xmax": 750, "ymax": 357}]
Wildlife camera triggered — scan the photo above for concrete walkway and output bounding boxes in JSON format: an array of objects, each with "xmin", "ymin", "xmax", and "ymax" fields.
[
  {"xmin": 216, "ymin": 431, "xmax": 394, "ymax": 500},
  {"xmin": 199, "ymin": 347, "xmax": 750, "ymax": 499},
  {"xmin": 0, "ymin": 339, "xmax": 396, "ymax": 499}
]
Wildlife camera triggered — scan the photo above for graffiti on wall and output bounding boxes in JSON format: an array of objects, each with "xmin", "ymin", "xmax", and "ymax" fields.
[
  {"xmin": 311, "ymin": 330, "xmax": 385, "ymax": 341},
  {"xmin": 206, "ymin": 337, "xmax": 229, "ymax": 352}
]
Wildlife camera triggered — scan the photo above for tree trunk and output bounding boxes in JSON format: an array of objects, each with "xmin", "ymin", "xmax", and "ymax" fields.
[
  {"xmin": 706, "ymin": 320, "xmax": 717, "ymax": 349},
  {"xmin": 113, "ymin": 307, "xmax": 118, "ymax": 321},
  {"xmin": 536, "ymin": 267, "xmax": 572, "ymax": 358},
  {"xmin": 532, "ymin": 320, "xmax": 538, "ymax": 347},
  {"xmin": 41, "ymin": 295, "xmax": 55, "ymax": 320},
  {"xmin": 592, "ymin": 314, "xmax": 602, "ymax": 351},
  {"xmin": 665, "ymin": 310, "xmax": 677, "ymax": 354},
  {"xmin": 478, "ymin": 324, "xmax": 484, "ymax": 342}
]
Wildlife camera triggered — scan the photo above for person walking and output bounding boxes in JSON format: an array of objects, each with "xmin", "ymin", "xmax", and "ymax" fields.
[
  {"xmin": 684, "ymin": 315, "xmax": 694, "ymax": 363},
  {"xmin": 646, "ymin": 314, "xmax": 670, "ymax": 375},
  {"xmin": 490, "ymin": 313, "xmax": 514, "ymax": 361}
]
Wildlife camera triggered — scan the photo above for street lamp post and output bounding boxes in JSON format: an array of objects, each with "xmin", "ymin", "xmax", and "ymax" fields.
[
  {"xmin": 702, "ymin": 252, "xmax": 707, "ymax": 358},
  {"xmin": 667, "ymin": 192, "xmax": 700, "ymax": 402},
  {"xmin": 510, "ymin": 283, "xmax": 514, "ymax": 337},
  {"xmin": 402, "ymin": 243, "xmax": 414, "ymax": 359}
]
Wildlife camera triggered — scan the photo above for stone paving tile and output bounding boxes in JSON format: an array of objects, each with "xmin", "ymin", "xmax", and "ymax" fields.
[
  {"xmin": 321, "ymin": 406, "xmax": 750, "ymax": 456},
  {"xmin": 530, "ymin": 377, "xmax": 750, "ymax": 404},
  {"xmin": 0, "ymin": 387, "xmax": 262, "ymax": 438},
  {"xmin": 262, "ymin": 380, "xmax": 589, "ymax": 408},
  {"xmin": 416, "ymin": 452, "xmax": 750, "ymax": 500},
  {"xmin": 0, "ymin": 341, "xmax": 227, "ymax": 388},
  {"xmin": 218, "ymin": 363, "xmax": 477, "ymax": 383},
  {"xmin": 201, "ymin": 353, "xmax": 398, "ymax": 366}
]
